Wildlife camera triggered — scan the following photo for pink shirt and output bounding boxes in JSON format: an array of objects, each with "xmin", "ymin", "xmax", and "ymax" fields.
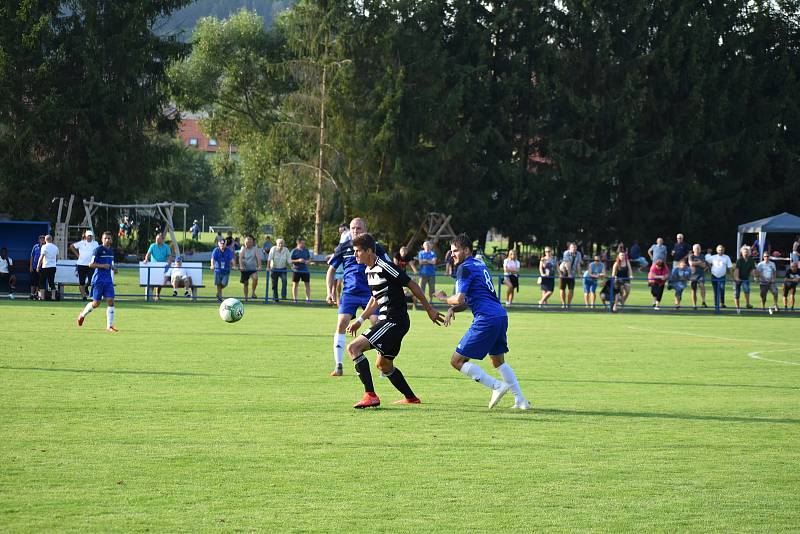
[{"xmin": 648, "ymin": 264, "xmax": 670, "ymax": 286}]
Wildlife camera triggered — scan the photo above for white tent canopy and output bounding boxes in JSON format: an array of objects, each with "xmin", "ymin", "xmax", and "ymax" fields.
[{"xmin": 736, "ymin": 212, "xmax": 800, "ymax": 257}]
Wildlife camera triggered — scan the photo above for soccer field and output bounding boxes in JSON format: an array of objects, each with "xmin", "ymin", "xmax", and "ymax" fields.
[{"xmin": 1, "ymin": 301, "xmax": 798, "ymax": 532}]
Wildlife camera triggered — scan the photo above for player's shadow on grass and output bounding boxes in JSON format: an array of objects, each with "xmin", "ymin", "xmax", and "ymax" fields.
[
  {"xmin": 0, "ymin": 366, "xmax": 275, "ymax": 380},
  {"xmin": 536, "ymin": 407, "xmax": 800, "ymax": 425}
]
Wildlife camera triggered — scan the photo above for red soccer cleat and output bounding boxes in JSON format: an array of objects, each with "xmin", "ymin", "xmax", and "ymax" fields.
[
  {"xmin": 393, "ymin": 397, "xmax": 421, "ymax": 405},
  {"xmin": 77, "ymin": 315, "xmax": 84, "ymax": 326},
  {"xmin": 106, "ymin": 326, "xmax": 119, "ymax": 333},
  {"xmin": 353, "ymin": 392, "xmax": 380, "ymax": 409}
]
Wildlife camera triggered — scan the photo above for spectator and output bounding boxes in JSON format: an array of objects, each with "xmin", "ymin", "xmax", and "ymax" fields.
[
  {"xmin": 598, "ymin": 248, "xmax": 608, "ymax": 264},
  {"xmin": 262, "ymin": 235, "xmax": 273, "ymax": 258},
  {"xmin": 417, "ymin": 241, "xmax": 438, "ymax": 301},
  {"xmin": 538, "ymin": 247, "xmax": 556, "ymax": 307},
  {"xmin": 628, "ymin": 240, "xmax": 648, "ymax": 271},
  {"xmin": 559, "ymin": 242, "xmax": 582, "ymax": 309},
  {"xmin": 502, "ymin": 249, "xmax": 520, "ymax": 307},
  {"xmin": 36, "ymin": 234, "xmax": 59, "ymax": 301},
  {"xmin": 688, "ymin": 243, "xmax": 708, "ymax": 309},
  {"xmin": 225, "ymin": 232, "xmax": 234, "ymax": 249},
  {"xmin": 210, "ymin": 238, "xmax": 235, "ymax": 302},
  {"xmin": 170, "ymin": 256, "xmax": 194, "ymax": 299},
  {"xmin": 611, "ymin": 251, "xmax": 633, "ymax": 312},
  {"xmin": 671, "ymin": 233, "xmax": 691, "ymax": 269},
  {"xmin": 670, "ymin": 258, "xmax": 692, "ymax": 309},
  {"xmin": 648, "ymin": 258, "xmax": 670, "ymax": 310},
  {"xmin": 791, "ymin": 236, "xmax": 799, "ymax": 265},
  {"xmin": 756, "ymin": 251, "xmax": 779, "ymax": 313},
  {"xmin": 733, "ymin": 245, "xmax": 756, "ymax": 313},
  {"xmin": 232, "ymin": 236, "xmax": 241, "ymax": 254},
  {"xmin": 0, "ymin": 247, "xmax": 17, "ymax": 299},
  {"xmin": 444, "ymin": 248, "xmax": 455, "ymax": 277},
  {"xmin": 647, "ymin": 237, "xmax": 667, "ymax": 265},
  {"xmin": 290, "ymin": 237, "xmax": 312, "ymax": 302},
  {"xmin": 189, "ymin": 220, "xmax": 200, "ymax": 240},
  {"xmin": 214, "ymin": 231, "xmax": 224, "ymax": 244},
  {"xmin": 394, "ymin": 245, "xmax": 418, "ymax": 307},
  {"xmin": 268, "ymin": 238, "xmax": 291, "ymax": 302},
  {"xmin": 144, "ymin": 232, "xmax": 176, "ymax": 301},
  {"xmin": 583, "ymin": 254, "xmax": 606, "ymax": 309},
  {"xmin": 29, "ymin": 235, "xmax": 45, "ymax": 300},
  {"xmin": 783, "ymin": 261, "xmax": 799, "ymax": 311},
  {"xmin": 69, "ymin": 230, "xmax": 97, "ymax": 301},
  {"xmin": 239, "ymin": 235, "xmax": 262, "ymax": 301},
  {"xmin": 338, "ymin": 223, "xmax": 351, "ymax": 244},
  {"xmin": 706, "ymin": 245, "xmax": 733, "ymax": 311}
]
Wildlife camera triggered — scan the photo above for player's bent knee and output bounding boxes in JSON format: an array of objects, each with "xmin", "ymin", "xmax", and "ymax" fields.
[{"xmin": 450, "ymin": 353, "xmax": 467, "ymax": 370}]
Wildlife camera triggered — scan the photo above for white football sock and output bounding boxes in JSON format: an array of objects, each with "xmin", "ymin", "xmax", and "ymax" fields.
[
  {"xmin": 497, "ymin": 362, "xmax": 524, "ymax": 399},
  {"xmin": 80, "ymin": 302, "xmax": 94, "ymax": 318},
  {"xmin": 106, "ymin": 306, "xmax": 114, "ymax": 328},
  {"xmin": 333, "ymin": 333, "xmax": 346, "ymax": 367},
  {"xmin": 460, "ymin": 361, "xmax": 501, "ymax": 390}
]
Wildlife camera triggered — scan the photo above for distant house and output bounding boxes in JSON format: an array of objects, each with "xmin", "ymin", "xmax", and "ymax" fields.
[{"xmin": 173, "ymin": 110, "xmax": 238, "ymax": 154}]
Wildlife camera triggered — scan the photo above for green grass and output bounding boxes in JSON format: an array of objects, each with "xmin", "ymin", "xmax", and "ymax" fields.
[{"xmin": 1, "ymin": 300, "xmax": 799, "ymax": 532}]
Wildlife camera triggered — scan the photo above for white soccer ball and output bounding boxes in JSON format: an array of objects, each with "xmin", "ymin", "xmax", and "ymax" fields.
[{"xmin": 219, "ymin": 298, "xmax": 244, "ymax": 323}]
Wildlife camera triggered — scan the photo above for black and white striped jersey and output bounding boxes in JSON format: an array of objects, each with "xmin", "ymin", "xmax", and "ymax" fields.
[{"xmin": 365, "ymin": 257, "xmax": 412, "ymax": 320}]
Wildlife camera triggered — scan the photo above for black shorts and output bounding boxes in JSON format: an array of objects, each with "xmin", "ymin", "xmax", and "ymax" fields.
[
  {"xmin": 41, "ymin": 267, "xmax": 56, "ymax": 289},
  {"xmin": 77, "ymin": 265, "xmax": 94, "ymax": 286},
  {"xmin": 504, "ymin": 274, "xmax": 519, "ymax": 290},
  {"xmin": 293, "ymin": 271, "xmax": 310, "ymax": 283},
  {"xmin": 240, "ymin": 270, "xmax": 257, "ymax": 283},
  {"xmin": 784, "ymin": 283, "xmax": 797, "ymax": 297},
  {"xmin": 363, "ymin": 317, "xmax": 410, "ymax": 357},
  {"xmin": 560, "ymin": 277, "xmax": 575, "ymax": 290}
]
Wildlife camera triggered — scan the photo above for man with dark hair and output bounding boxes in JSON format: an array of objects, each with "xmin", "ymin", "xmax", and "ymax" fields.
[
  {"xmin": 29, "ymin": 235, "xmax": 45, "ymax": 299},
  {"xmin": 0, "ymin": 247, "xmax": 17, "ymax": 299},
  {"xmin": 211, "ymin": 238, "xmax": 235, "ymax": 303},
  {"xmin": 435, "ymin": 234, "xmax": 531, "ymax": 410},
  {"xmin": 346, "ymin": 233, "xmax": 443, "ymax": 408},
  {"xmin": 77, "ymin": 231, "xmax": 118, "ymax": 332},
  {"xmin": 290, "ymin": 237, "xmax": 311, "ymax": 302}
]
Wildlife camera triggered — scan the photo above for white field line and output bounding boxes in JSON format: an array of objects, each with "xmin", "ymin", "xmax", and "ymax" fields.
[{"xmin": 747, "ymin": 349, "xmax": 800, "ymax": 366}]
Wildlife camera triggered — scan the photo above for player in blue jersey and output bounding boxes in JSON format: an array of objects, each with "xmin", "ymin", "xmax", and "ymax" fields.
[
  {"xmin": 435, "ymin": 234, "xmax": 530, "ymax": 410},
  {"xmin": 326, "ymin": 218, "xmax": 392, "ymax": 377},
  {"xmin": 77, "ymin": 231, "xmax": 119, "ymax": 332}
]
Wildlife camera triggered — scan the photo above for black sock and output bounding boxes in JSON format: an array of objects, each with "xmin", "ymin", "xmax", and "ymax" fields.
[
  {"xmin": 354, "ymin": 354, "xmax": 374, "ymax": 393},
  {"xmin": 385, "ymin": 367, "xmax": 415, "ymax": 399}
]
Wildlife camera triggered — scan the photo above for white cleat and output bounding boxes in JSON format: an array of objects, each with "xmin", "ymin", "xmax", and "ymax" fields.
[
  {"xmin": 512, "ymin": 398, "xmax": 532, "ymax": 411},
  {"xmin": 488, "ymin": 382, "xmax": 511, "ymax": 409}
]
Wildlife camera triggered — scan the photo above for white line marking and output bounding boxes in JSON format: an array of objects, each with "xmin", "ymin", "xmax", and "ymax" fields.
[{"xmin": 747, "ymin": 351, "xmax": 800, "ymax": 366}]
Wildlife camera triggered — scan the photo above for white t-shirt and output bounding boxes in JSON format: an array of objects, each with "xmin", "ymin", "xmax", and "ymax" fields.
[
  {"xmin": 503, "ymin": 258, "xmax": 520, "ymax": 274},
  {"xmin": 40, "ymin": 243, "xmax": 59, "ymax": 268},
  {"xmin": 0, "ymin": 256, "xmax": 11, "ymax": 274},
  {"xmin": 72, "ymin": 240, "xmax": 97, "ymax": 266},
  {"xmin": 171, "ymin": 266, "xmax": 188, "ymax": 280},
  {"xmin": 705, "ymin": 254, "xmax": 732, "ymax": 278}
]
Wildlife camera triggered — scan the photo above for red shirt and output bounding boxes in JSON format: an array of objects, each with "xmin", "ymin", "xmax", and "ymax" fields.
[{"xmin": 648, "ymin": 264, "xmax": 670, "ymax": 286}]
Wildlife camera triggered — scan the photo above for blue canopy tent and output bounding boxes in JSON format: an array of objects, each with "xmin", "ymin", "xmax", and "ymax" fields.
[{"xmin": 736, "ymin": 212, "xmax": 800, "ymax": 257}]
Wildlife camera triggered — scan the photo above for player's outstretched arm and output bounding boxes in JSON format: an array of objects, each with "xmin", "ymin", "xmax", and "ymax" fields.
[{"xmin": 407, "ymin": 280, "xmax": 444, "ymax": 325}]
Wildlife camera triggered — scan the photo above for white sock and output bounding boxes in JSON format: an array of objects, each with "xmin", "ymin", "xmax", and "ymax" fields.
[
  {"xmin": 80, "ymin": 302, "xmax": 94, "ymax": 318},
  {"xmin": 460, "ymin": 361, "xmax": 501, "ymax": 390},
  {"xmin": 333, "ymin": 333, "xmax": 346, "ymax": 367},
  {"xmin": 106, "ymin": 306, "xmax": 114, "ymax": 328},
  {"xmin": 497, "ymin": 362, "xmax": 524, "ymax": 400}
]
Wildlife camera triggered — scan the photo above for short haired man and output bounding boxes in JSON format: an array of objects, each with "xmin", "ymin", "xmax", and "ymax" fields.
[
  {"xmin": 77, "ymin": 231, "xmax": 118, "ymax": 332},
  {"xmin": 211, "ymin": 238, "xmax": 235, "ymax": 302},
  {"xmin": 0, "ymin": 247, "xmax": 17, "ymax": 299},
  {"xmin": 417, "ymin": 241, "xmax": 438, "ymax": 301},
  {"xmin": 345, "ymin": 233, "xmax": 444, "ymax": 408},
  {"xmin": 268, "ymin": 238, "xmax": 291, "ymax": 302},
  {"xmin": 671, "ymin": 233, "xmax": 691, "ymax": 270},
  {"xmin": 435, "ymin": 235, "xmax": 530, "ymax": 410},
  {"xmin": 688, "ymin": 243, "xmax": 708, "ymax": 309},
  {"xmin": 756, "ymin": 251, "xmax": 779, "ymax": 314},
  {"xmin": 29, "ymin": 235, "xmax": 45, "ymax": 300},
  {"xmin": 706, "ymin": 245, "xmax": 733, "ymax": 312},
  {"xmin": 648, "ymin": 237, "xmax": 667, "ymax": 264},
  {"xmin": 559, "ymin": 242, "xmax": 582, "ymax": 309},
  {"xmin": 170, "ymin": 257, "xmax": 194, "ymax": 299},
  {"xmin": 783, "ymin": 261, "xmax": 799, "ymax": 311},
  {"xmin": 239, "ymin": 235, "xmax": 262, "ymax": 301},
  {"xmin": 69, "ymin": 230, "xmax": 97, "ymax": 301},
  {"xmin": 36, "ymin": 235, "xmax": 59, "ymax": 301},
  {"xmin": 290, "ymin": 237, "xmax": 311, "ymax": 302},
  {"xmin": 733, "ymin": 245, "xmax": 756, "ymax": 313},
  {"xmin": 190, "ymin": 220, "xmax": 200, "ymax": 240},
  {"xmin": 144, "ymin": 232, "xmax": 176, "ymax": 301},
  {"xmin": 326, "ymin": 218, "xmax": 391, "ymax": 377}
]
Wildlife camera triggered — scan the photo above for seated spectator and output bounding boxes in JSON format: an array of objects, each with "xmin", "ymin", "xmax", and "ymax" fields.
[
  {"xmin": 670, "ymin": 258, "xmax": 692, "ymax": 309},
  {"xmin": 0, "ymin": 247, "xmax": 17, "ymax": 299},
  {"xmin": 170, "ymin": 257, "xmax": 194, "ymax": 299},
  {"xmin": 583, "ymin": 255, "xmax": 605, "ymax": 310},
  {"xmin": 756, "ymin": 251, "xmax": 779, "ymax": 314},
  {"xmin": 628, "ymin": 240, "xmax": 648, "ymax": 271},
  {"xmin": 782, "ymin": 261, "xmax": 799, "ymax": 311},
  {"xmin": 648, "ymin": 258, "xmax": 670, "ymax": 310}
]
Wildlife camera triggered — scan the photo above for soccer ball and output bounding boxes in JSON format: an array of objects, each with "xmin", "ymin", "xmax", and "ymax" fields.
[{"xmin": 219, "ymin": 298, "xmax": 244, "ymax": 323}]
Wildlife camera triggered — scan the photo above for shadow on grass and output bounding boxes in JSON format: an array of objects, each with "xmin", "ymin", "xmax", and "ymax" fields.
[{"xmin": 0, "ymin": 366, "xmax": 275, "ymax": 380}]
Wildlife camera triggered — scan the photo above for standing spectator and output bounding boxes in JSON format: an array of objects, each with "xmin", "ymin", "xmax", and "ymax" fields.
[
  {"xmin": 790, "ymin": 235, "xmax": 799, "ymax": 265},
  {"xmin": 671, "ymin": 233, "xmax": 691, "ymax": 269},
  {"xmin": 733, "ymin": 245, "xmax": 756, "ymax": 312},
  {"xmin": 559, "ymin": 242, "xmax": 582, "ymax": 309},
  {"xmin": 394, "ymin": 245, "xmax": 417, "ymax": 307},
  {"xmin": 706, "ymin": 245, "xmax": 733, "ymax": 311},
  {"xmin": 502, "ymin": 249, "xmax": 520, "ymax": 307},
  {"xmin": 583, "ymin": 254, "xmax": 606, "ymax": 309},
  {"xmin": 783, "ymin": 261, "xmax": 799, "ymax": 311},
  {"xmin": 225, "ymin": 231, "xmax": 234, "ymax": 249},
  {"xmin": 69, "ymin": 230, "xmax": 97, "ymax": 301},
  {"xmin": 417, "ymin": 241, "xmax": 438, "ymax": 301},
  {"xmin": 210, "ymin": 238, "xmax": 235, "ymax": 302},
  {"xmin": 0, "ymin": 247, "xmax": 17, "ymax": 299},
  {"xmin": 648, "ymin": 258, "xmax": 670, "ymax": 310},
  {"xmin": 444, "ymin": 248, "xmax": 455, "ymax": 277},
  {"xmin": 290, "ymin": 237, "xmax": 312, "ymax": 302},
  {"xmin": 189, "ymin": 220, "xmax": 200, "ymax": 240},
  {"xmin": 628, "ymin": 240, "xmax": 648, "ymax": 271},
  {"xmin": 610, "ymin": 252, "xmax": 634, "ymax": 312},
  {"xmin": 262, "ymin": 235, "xmax": 273, "ymax": 258},
  {"xmin": 144, "ymin": 232, "xmax": 176, "ymax": 301},
  {"xmin": 538, "ymin": 247, "xmax": 556, "ymax": 307},
  {"xmin": 239, "ymin": 235, "xmax": 262, "ymax": 301},
  {"xmin": 688, "ymin": 243, "xmax": 708, "ymax": 309},
  {"xmin": 756, "ymin": 251, "xmax": 779, "ymax": 313},
  {"xmin": 670, "ymin": 258, "xmax": 692, "ymax": 309},
  {"xmin": 36, "ymin": 234, "xmax": 59, "ymax": 301},
  {"xmin": 647, "ymin": 237, "xmax": 667, "ymax": 265},
  {"xmin": 268, "ymin": 238, "xmax": 291, "ymax": 302},
  {"xmin": 29, "ymin": 235, "xmax": 45, "ymax": 299},
  {"xmin": 214, "ymin": 230, "xmax": 224, "ymax": 244}
]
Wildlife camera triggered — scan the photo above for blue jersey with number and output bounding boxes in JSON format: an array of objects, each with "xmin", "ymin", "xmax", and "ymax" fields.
[
  {"xmin": 329, "ymin": 238, "xmax": 390, "ymax": 296},
  {"xmin": 90, "ymin": 245, "xmax": 114, "ymax": 285},
  {"xmin": 455, "ymin": 256, "xmax": 505, "ymax": 318}
]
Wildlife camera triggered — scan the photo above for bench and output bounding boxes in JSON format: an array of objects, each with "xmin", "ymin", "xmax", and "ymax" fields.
[{"xmin": 139, "ymin": 261, "xmax": 205, "ymax": 301}]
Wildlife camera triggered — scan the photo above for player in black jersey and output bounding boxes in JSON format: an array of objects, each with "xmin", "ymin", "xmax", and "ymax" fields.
[{"xmin": 345, "ymin": 233, "xmax": 444, "ymax": 408}]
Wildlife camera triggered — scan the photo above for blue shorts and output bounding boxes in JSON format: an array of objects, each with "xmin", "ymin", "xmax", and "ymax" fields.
[
  {"xmin": 338, "ymin": 292, "xmax": 371, "ymax": 316},
  {"xmin": 214, "ymin": 271, "xmax": 230, "ymax": 287},
  {"xmin": 456, "ymin": 315, "xmax": 509, "ymax": 360},
  {"xmin": 735, "ymin": 279, "xmax": 750, "ymax": 298},
  {"xmin": 583, "ymin": 278, "xmax": 598, "ymax": 293},
  {"xmin": 91, "ymin": 280, "xmax": 115, "ymax": 301}
]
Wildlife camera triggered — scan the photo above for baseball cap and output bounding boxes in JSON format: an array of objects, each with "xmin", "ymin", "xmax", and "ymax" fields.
[
  {"xmin": 175, "ymin": 256, "xmax": 183, "ymax": 262},
  {"xmin": 85, "ymin": 230, "xmax": 94, "ymax": 236}
]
